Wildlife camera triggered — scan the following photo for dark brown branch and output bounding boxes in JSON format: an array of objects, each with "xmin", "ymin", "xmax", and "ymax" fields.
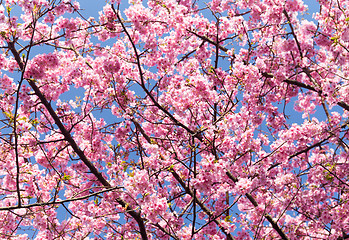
[
  {"xmin": 283, "ymin": 79, "xmax": 317, "ymax": 92},
  {"xmin": 338, "ymin": 233, "xmax": 349, "ymax": 240},
  {"xmin": 113, "ymin": 6, "xmax": 202, "ymax": 142},
  {"xmin": 8, "ymin": 41, "xmax": 148, "ymax": 240},
  {"xmin": 0, "ymin": 187, "xmax": 120, "ymax": 211},
  {"xmin": 284, "ymin": 79, "xmax": 349, "ymax": 112},
  {"xmin": 226, "ymin": 171, "xmax": 290, "ymax": 240},
  {"xmin": 194, "ymin": 195, "xmax": 241, "ymax": 235},
  {"xmin": 338, "ymin": 101, "xmax": 349, "ymax": 112},
  {"xmin": 153, "ymin": 223, "xmax": 180, "ymax": 240},
  {"xmin": 288, "ymin": 137, "xmax": 330, "ymax": 159},
  {"xmin": 170, "ymin": 169, "xmax": 235, "ymax": 240},
  {"xmin": 27, "ymin": 78, "xmax": 110, "ymax": 185},
  {"xmin": 283, "ymin": 9, "xmax": 303, "ymax": 58},
  {"xmin": 132, "ymin": 118, "xmax": 152, "ymax": 144},
  {"xmin": 187, "ymin": 29, "xmax": 229, "ymax": 52}
]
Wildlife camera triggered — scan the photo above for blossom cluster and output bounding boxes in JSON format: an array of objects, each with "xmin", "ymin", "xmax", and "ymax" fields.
[{"xmin": 0, "ymin": 0, "xmax": 349, "ymax": 239}]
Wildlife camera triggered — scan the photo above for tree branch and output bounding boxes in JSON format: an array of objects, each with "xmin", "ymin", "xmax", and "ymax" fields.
[
  {"xmin": 113, "ymin": 5, "xmax": 202, "ymax": 142},
  {"xmin": 7, "ymin": 41, "xmax": 148, "ymax": 240},
  {"xmin": 283, "ymin": 79, "xmax": 349, "ymax": 112},
  {"xmin": 0, "ymin": 187, "xmax": 120, "ymax": 211},
  {"xmin": 187, "ymin": 29, "xmax": 229, "ymax": 53},
  {"xmin": 171, "ymin": 169, "xmax": 235, "ymax": 240},
  {"xmin": 226, "ymin": 171, "xmax": 290, "ymax": 240}
]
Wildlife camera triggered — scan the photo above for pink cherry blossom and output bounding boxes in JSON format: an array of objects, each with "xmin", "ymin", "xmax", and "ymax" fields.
[{"xmin": 0, "ymin": 0, "xmax": 349, "ymax": 239}]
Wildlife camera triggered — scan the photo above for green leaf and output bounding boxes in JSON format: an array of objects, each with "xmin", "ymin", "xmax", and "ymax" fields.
[
  {"xmin": 225, "ymin": 215, "xmax": 232, "ymax": 223},
  {"xmin": 324, "ymin": 173, "xmax": 334, "ymax": 181},
  {"xmin": 331, "ymin": 36, "xmax": 339, "ymax": 43},
  {"xmin": 63, "ymin": 173, "xmax": 72, "ymax": 181},
  {"xmin": 6, "ymin": 6, "xmax": 12, "ymax": 14}
]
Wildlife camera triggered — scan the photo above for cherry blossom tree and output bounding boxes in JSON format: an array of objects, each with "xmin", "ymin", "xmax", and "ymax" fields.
[{"xmin": 1, "ymin": 0, "xmax": 349, "ymax": 239}]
